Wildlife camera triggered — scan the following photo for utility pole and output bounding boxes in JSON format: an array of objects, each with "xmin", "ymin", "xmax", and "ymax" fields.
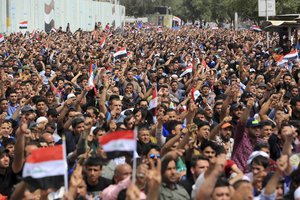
[{"xmin": 266, "ymin": 0, "xmax": 269, "ymax": 48}]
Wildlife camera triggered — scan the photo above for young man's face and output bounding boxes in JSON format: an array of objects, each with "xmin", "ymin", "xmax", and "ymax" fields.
[
  {"xmin": 191, "ymin": 159, "xmax": 209, "ymax": 178},
  {"xmin": 163, "ymin": 160, "xmax": 177, "ymax": 184},
  {"xmin": 37, "ymin": 101, "xmax": 47, "ymax": 112},
  {"xmin": 1, "ymin": 122, "xmax": 12, "ymax": 137},
  {"xmin": 251, "ymin": 163, "xmax": 265, "ymax": 176},
  {"xmin": 0, "ymin": 153, "xmax": 10, "ymax": 168},
  {"xmin": 212, "ymin": 186, "xmax": 231, "ymax": 200},
  {"xmin": 5, "ymin": 144, "xmax": 15, "ymax": 157},
  {"xmin": 9, "ymin": 93, "xmax": 18, "ymax": 104},
  {"xmin": 86, "ymin": 165, "xmax": 101, "ymax": 184}
]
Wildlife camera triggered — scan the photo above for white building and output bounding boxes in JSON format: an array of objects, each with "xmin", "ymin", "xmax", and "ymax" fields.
[{"xmin": 0, "ymin": 0, "xmax": 125, "ymax": 33}]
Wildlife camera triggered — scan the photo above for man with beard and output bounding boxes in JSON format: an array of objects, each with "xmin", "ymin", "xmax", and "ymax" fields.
[
  {"xmin": 160, "ymin": 157, "xmax": 190, "ymax": 200},
  {"xmin": 231, "ymin": 97, "xmax": 261, "ymax": 172},
  {"xmin": 209, "ymin": 116, "xmax": 234, "ymax": 159},
  {"xmin": 229, "ymin": 103, "xmax": 243, "ymax": 128},
  {"xmin": 291, "ymin": 97, "xmax": 300, "ymax": 121}
]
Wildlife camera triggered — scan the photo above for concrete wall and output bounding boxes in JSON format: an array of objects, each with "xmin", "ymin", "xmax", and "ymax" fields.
[{"xmin": 0, "ymin": 0, "xmax": 125, "ymax": 33}]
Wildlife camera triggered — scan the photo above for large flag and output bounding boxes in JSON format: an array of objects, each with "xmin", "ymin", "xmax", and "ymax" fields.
[
  {"xmin": 0, "ymin": 34, "xmax": 4, "ymax": 43},
  {"xmin": 283, "ymin": 50, "xmax": 298, "ymax": 60},
  {"xmin": 19, "ymin": 21, "xmax": 28, "ymax": 29},
  {"xmin": 113, "ymin": 47, "xmax": 127, "ymax": 60},
  {"xmin": 98, "ymin": 130, "xmax": 136, "ymax": 159},
  {"xmin": 276, "ymin": 50, "xmax": 299, "ymax": 66},
  {"xmin": 180, "ymin": 63, "xmax": 193, "ymax": 77},
  {"xmin": 100, "ymin": 37, "xmax": 106, "ymax": 48},
  {"xmin": 22, "ymin": 145, "xmax": 66, "ymax": 190}
]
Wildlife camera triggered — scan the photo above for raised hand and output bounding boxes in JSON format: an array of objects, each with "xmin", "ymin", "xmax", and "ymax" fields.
[
  {"xmin": 276, "ymin": 155, "xmax": 288, "ymax": 174},
  {"xmin": 126, "ymin": 184, "xmax": 140, "ymax": 200}
]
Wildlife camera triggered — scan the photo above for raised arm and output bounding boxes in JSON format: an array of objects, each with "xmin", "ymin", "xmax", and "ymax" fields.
[
  {"xmin": 12, "ymin": 116, "xmax": 27, "ymax": 173},
  {"xmin": 209, "ymin": 116, "xmax": 232, "ymax": 140},
  {"xmin": 195, "ymin": 154, "xmax": 227, "ymax": 200},
  {"xmin": 240, "ymin": 97, "xmax": 254, "ymax": 124}
]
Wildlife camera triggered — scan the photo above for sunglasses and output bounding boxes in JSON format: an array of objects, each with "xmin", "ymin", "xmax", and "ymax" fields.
[{"xmin": 149, "ymin": 154, "xmax": 160, "ymax": 159}]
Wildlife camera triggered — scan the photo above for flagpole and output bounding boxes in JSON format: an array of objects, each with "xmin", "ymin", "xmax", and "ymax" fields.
[
  {"xmin": 132, "ymin": 127, "xmax": 138, "ymax": 184},
  {"xmin": 62, "ymin": 135, "xmax": 68, "ymax": 193}
]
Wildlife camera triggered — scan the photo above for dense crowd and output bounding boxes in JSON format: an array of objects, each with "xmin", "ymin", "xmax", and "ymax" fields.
[{"xmin": 0, "ymin": 23, "xmax": 300, "ymax": 200}]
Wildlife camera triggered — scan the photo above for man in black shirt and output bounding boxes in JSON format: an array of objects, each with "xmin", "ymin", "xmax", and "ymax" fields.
[
  {"xmin": 84, "ymin": 156, "xmax": 112, "ymax": 198},
  {"xmin": 0, "ymin": 147, "xmax": 18, "ymax": 197}
]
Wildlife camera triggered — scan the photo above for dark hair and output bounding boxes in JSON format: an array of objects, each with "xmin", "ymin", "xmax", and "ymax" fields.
[
  {"xmin": 45, "ymin": 122, "xmax": 56, "ymax": 132},
  {"xmin": 87, "ymin": 106, "xmax": 99, "ymax": 117},
  {"xmin": 165, "ymin": 120, "xmax": 182, "ymax": 134},
  {"xmin": 290, "ymin": 168, "xmax": 300, "ymax": 190},
  {"xmin": 8, "ymin": 89, "xmax": 17, "ymax": 96},
  {"xmin": 142, "ymin": 145, "xmax": 160, "ymax": 156},
  {"xmin": 251, "ymin": 155, "xmax": 269, "ymax": 169},
  {"xmin": 0, "ymin": 98, "xmax": 7, "ymax": 103},
  {"xmin": 84, "ymin": 156, "xmax": 105, "ymax": 167},
  {"xmin": 93, "ymin": 127, "xmax": 106, "ymax": 136},
  {"xmin": 46, "ymin": 91, "xmax": 54, "ymax": 97},
  {"xmin": 161, "ymin": 156, "xmax": 176, "ymax": 175},
  {"xmin": 196, "ymin": 108, "xmax": 206, "ymax": 116},
  {"xmin": 283, "ymin": 73, "xmax": 292, "ymax": 80},
  {"xmin": 125, "ymin": 83, "xmax": 134, "ymax": 88},
  {"xmin": 2, "ymin": 138, "xmax": 15, "ymax": 147},
  {"xmin": 138, "ymin": 124, "xmax": 149, "ymax": 132},
  {"xmin": 47, "ymin": 108, "xmax": 58, "ymax": 117},
  {"xmin": 213, "ymin": 102, "xmax": 223, "ymax": 109},
  {"xmin": 190, "ymin": 155, "xmax": 209, "ymax": 168},
  {"xmin": 35, "ymin": 98, "xmax": 47, "ymax": 105},
  {"xmin": 133, "ymin": 108, "xmax": 147, "ymax": 119},
  {"xmin": 71, "ymin": 117, "xmax": 84, "ymax": 129},
  {"xmin": 260, "ymin": 120, "xmax": 275, "ymax": 128},
  {"xmin": 215, "ymin": 176, "xmax": 230, "ymax": 188},
  {"xmin": 291, "ymin": 97, "xmax": 300, "ymax": 107},
  {"xmin": 109, "ymin": 95, "xmax": 120, "ymax": 104},
  {"xmin": 165, "ymin": 108, "xmax": 176, "ymax": 114},
  {"xmin": 199, "ymin": 140, "xmax": 218, "ymax": 152},
  {"xmin": 123, "ymin": 115, "xmax": 135, "ymax": 129},
  {"xmin": 215, "ymin": 145, "xmax": 226, "ymax": 156},
  {"xmin": 254, "ymin": 142, "xmax": 270, "ymax": 151}
]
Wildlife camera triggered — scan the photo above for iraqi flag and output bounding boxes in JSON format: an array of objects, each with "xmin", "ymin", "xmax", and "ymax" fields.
[
  {"xmin": 148, "ymin": 85, "xmax": 158, "ymax": 111},
  {"xmin": 0, "ymin": 34, "xmax": 4, "ymax": 43},
  {"xmin": 88, "ymin": 63, "xmax": 96, "ymax": 90},
  {"xmin": 19, "ymin": 21, "xmax": 28, "ymax": 29},
  {"xmin": 250, "ymin": 25, "xmax": 262, "ymax": 32},
  {"xmin": 22, "ymin": 145, "xmax": 66, "ymax": 190},
  {"xmin": 114, "ymin": 47, "xmax": 127, "ymax": 59},
  {"xmin": 180, "ymin": 63, "xmax": 193, "ymax": 77},
  {"xmin": 98, "ymin": 130, "xmax": 136, "ymax": 159},
  {"xmin": 92, "ymin": 30, "xmax": 98, "ymax": 40},
  {"xmin": 283, "ymin": 50, "xmax": 298, "ymax": 60},
  {"xmin": 191, "ymin": 87, "xmax": 201, "ymax": 102},
  {"xmin": 100, "ymin": 37, "xmax": 106, "ymax": 48},
  {"xmin": 277, "ymin": 59, "xmax": 288, "ymax": 67}
]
